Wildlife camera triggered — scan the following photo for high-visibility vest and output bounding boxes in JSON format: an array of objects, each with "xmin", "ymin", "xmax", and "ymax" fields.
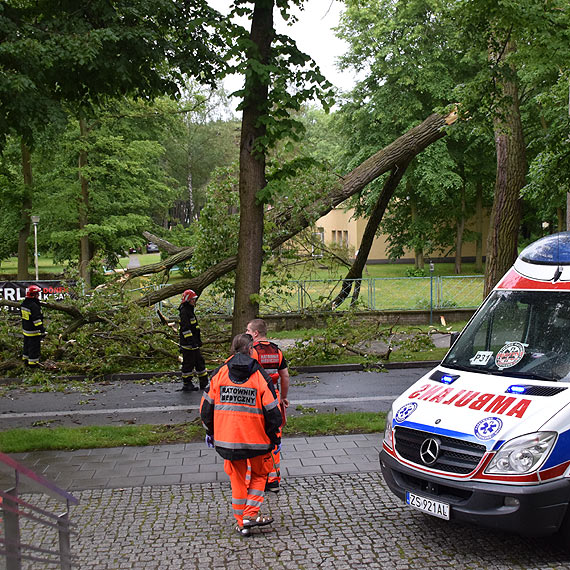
[
  {"xmin": 251, "ymin": 341, "xmax": 284, "ymax": 384},
  {"xmin": 200, "ymin": 361, "xmax": 281, "ymax": 460}
]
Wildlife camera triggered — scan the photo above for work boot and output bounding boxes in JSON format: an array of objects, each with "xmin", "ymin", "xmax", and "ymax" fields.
[
  {"xmin": 265, "ymin": 481, "xmax": 280, "ymax": 493},
  {"xmin": 198, "ymin": 371, "xmax": 209, "ymax": 391},
  {"xmin": 181, "ymin": 381, "xmax": 198, "ymax": 392}
]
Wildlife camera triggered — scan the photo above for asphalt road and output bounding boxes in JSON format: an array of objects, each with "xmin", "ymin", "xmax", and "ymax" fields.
[{"xmin": 0, "ymin": 367, "xmax": 430, "ymax": 429}]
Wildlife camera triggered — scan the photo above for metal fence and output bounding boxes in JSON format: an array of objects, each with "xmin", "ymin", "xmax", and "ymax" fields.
[
  {"xmin": 135, "ymin": 275, "xmax": 485, "ymax": 318},
  {"xmin": 0, "ymin": 452, "xmax": 78, "ymax": 569}
]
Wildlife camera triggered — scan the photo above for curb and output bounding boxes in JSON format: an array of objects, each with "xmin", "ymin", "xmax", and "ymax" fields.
[{"xmin": 0, "ymin": 361, "xmax": 439, "ymax": 385}]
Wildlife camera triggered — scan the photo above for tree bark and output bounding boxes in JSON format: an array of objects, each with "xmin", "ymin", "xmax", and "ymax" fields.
[
  {"xmin": 475, "ymin": 181, "xmax": 484, "ymax": 272},
  {"xmin": 454, "ymin": 178, "xmax": 466, "ymax": 274},
  {"xmin": 332, "ymin": 160, "xmax": 411, "ymax": 307},
  {"xmin": 410, "ymin": 195, "xmax": 424, "ymax": 270},
  {"xmin": 78, "ymin": 117, "xmax": 92, "ymax": 288},
  {"xmin": 17, "ymin": 141, "xmax": 32, "ymax": 280},
  {"xmin": 134, "ymin": 111, "xmax": 457, "ymax": 308},
  {"xmin": 484, "ymin": 41, "xmax": 526, "ymax": 296},
  {"xmin": 232, "ymin": 0, "xmax": 273, "ymax": 336}
]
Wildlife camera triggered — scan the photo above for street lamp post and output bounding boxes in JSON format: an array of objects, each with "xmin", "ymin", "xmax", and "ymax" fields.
[{"xmin": 31, "ymin": 215, "xmax": 40, "ymax": 281}]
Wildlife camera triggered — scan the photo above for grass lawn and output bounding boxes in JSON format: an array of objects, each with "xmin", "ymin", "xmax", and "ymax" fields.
[{"xmin": 0, "ymin": 412, "xmax": 387, "ymax": 453}]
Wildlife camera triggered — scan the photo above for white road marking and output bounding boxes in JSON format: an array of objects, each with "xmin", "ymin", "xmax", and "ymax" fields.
[{"xmin": 0, "ymin": 396, "xmax": 397, "ymax": 419}]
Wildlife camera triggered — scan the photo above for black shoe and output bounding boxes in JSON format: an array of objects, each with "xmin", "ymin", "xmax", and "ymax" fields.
[
  {"xmin": 181, "ymin": 382, "xmax": 198, "ymax": 392},
  {"xmin": 235, "ymin": 525, "xmax": 251, "ymax": 537},
  {"xmin": 265, "ymin": 481, "xmax": 280, "ymax": 493}
]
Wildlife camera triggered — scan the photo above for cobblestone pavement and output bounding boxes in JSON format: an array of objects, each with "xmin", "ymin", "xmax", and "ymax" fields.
[
  {"xmin": 5, "ymin": 434, "xmax": 570, "ymax": 569},
  {"xmin": 22, "ymin": 473, "xmax": 570, "ymax": 570}
]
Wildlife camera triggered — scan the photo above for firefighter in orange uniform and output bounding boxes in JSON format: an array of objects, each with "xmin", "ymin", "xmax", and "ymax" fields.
[
  {"xmin": 246, "ymin": 318, "xmax": 289, "ymax": 493},
  {"xmin": 200, "ymin": 333, "xmax": 282, "ymax": 537}
]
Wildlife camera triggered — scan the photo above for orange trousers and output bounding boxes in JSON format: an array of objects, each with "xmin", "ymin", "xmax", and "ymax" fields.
[{"xmin": 224, "ymin": 453, "xmax": 273, "ymax": 527}]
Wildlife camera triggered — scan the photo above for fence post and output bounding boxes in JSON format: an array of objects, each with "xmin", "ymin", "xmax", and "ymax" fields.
[
  {"xmin": 58, "ymin": 510, "xmax": 72, "ymax": 570},
  {"xmin": 3, "ymin": 487, "xmax": 22, "ymax": 570},
  {"xmin": 429, "ymin": 262, "xmax": 435, "ymax": 324}
]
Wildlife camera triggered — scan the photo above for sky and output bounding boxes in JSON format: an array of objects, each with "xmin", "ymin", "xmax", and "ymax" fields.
[{"xmin": 207, "ymin": 0, "xmax": 357, "ymax": 111}]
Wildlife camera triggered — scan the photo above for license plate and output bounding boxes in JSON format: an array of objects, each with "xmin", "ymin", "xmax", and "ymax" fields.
[{"xmin": 406, "ymin": 491, "xmax": 450, "ymax": 520}]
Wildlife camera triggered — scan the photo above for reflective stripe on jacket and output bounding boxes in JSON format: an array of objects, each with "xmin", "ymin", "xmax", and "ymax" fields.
[
  {"xmin": 21, "ymin": 298, "xmax": 45, "ymax": 336},
  {"xmin": 178, "ymin": 302, "xmax": 201, "ymax": 347}
]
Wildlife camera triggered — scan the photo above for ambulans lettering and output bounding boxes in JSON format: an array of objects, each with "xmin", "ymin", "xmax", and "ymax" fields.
[
  {"xmin": 408, "ymin": 383, "xmax": 531, "ymax": 418},
  {"xmin": 220, "ymin": 386, "xmax": 257, "ymax": 406}
]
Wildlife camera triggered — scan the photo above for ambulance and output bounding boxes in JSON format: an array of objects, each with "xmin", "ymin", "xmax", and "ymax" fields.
[{"xmin": 380, "ymin": 232, "xmax": 570, "ymax": 541}]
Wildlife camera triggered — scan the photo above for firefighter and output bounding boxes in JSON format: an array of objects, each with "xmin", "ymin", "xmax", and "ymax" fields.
[
  {"xmin": 246, "ymin": 318, "xmax": 289, "ymax": 493},
  {"xmin": 178, "ymin": 289, "xmax": 208, "ymax": 392},
  {"xmin": 200, "ymin": 333, "xmax": 282, "ymax": 537},
  {"xmin": 20, "ymin": 284, "xmax": 46, "ymax": 366}
]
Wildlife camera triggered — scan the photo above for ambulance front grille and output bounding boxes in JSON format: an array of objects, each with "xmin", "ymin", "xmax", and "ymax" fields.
[{"xmin": 394, "ymin": 426, "xmax": 486, "ymax": 475}]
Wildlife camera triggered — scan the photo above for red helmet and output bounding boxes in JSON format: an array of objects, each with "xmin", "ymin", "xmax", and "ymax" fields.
[
  {"xmin": 181, "ymin": 289, "xmax": 198, "ymax": 303},
  {"xmin": 25, "ymin": 285, "xmax": 41, "ymax": 298}
]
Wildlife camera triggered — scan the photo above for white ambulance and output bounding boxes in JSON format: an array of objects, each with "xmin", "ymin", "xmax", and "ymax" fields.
[{"xmin": 380, "ymin": 232, "xmax": 570, "ymax": 541}]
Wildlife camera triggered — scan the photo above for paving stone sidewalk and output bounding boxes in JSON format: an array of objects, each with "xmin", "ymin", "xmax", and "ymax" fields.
[{"xmin": 1, "ymin": 434, "xmax": 381, "ymax": 492}]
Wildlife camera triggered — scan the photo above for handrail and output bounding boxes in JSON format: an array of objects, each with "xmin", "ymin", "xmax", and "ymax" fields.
[
  {"xmin": 0, "ymin": 451, "xmax": 78, "ymax": 569},
  {"xmin": 0, "ymin": 451, "xmax": 78, "ymax": 505}
]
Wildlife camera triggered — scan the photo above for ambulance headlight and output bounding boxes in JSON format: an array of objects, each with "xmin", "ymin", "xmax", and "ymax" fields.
[
  {"xmin": 485, "ymin": 432, "xmax": 557, "ymax": 475},
  {"xmin": 383, "ymin": 409, "xmax": 394, "ymax": 449}
]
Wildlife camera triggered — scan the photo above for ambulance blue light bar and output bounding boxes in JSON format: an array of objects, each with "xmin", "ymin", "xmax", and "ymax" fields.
[
  {"xmin": 506, "ymin": 385, "xmax": 529, "ymax": 394},
  {"xmin": 429, "ymin": 370, "xmax": 460, "ymax": 384}
]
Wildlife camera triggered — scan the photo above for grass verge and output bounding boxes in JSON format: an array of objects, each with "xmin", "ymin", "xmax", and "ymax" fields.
[{"xmin": 0, "ymin": 412, "xmax": 386, "ymax": 453}]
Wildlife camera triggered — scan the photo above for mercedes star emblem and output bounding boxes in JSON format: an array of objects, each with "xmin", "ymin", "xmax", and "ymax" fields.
[{"xmin": 419, "ymin": 437, "xmax": 441, "ymax": 465}]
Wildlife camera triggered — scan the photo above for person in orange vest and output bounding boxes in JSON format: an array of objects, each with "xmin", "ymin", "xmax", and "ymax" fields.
[
  {"xmin": 178, "ymin": 289, "xmax": 208, "ymax": 392},
  {"xmin": 20, "ymin": 285, "xmax": 46, "ymax": 366},
  {"xmin": 246, "ymin": 318, "xmax": 289, "ymax": 493},
  {"xmin": 200, "ymin": 333, "xmax": 282, "ymax": 537}
]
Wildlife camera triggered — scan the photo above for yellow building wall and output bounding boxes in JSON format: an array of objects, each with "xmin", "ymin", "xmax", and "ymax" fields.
[{"xmin": 317, "ymin": 207, "xmax": 490, "ymax": 262}]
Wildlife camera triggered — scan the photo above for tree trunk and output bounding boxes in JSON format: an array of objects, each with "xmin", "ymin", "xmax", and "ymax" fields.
[
  {"xmin": 410, "ymin": 195, "xmax": 424, "ymax": 269},
  {"xmin": 332, "ymin": 160, "xmax": 410, "ymax": 307},
  {"xmin": 232, "ymin": 0, "xmax": 273, "ymax": 336},
  {"xmin": 187, "ymin": 151, "xmax": 195, "ymax": 224},
  {"xmin": 17, "ymin": 141, "xmax": 32, "ymax": 280},
  {"xmin": 484, "ymin": 41, "xmax": 526, "ymax": 297},
  {"xmin": 455, "ymin": 178, "xmax": 466, "ymax": 274},
  {"xmin": 475, "ymin": 181, "xmax": 484, "ymax": 272},
  {"xmin": 78, "ymin": 118, "xmax": 92, "ymax": 288},
  {"xmin": 135, "ymin": 111, "xmax": 457, "ymax": 307},
  {"xmin": 557, "ymin": 207, "xmax": 564, "ymax": 233}
]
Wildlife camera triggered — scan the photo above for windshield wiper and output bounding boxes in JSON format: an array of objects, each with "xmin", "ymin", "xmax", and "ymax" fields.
[
  {"xmin": 497, "ymin": 370, "xmax": 557, "ymax": 382},
  {"xmin": 442, "ymin": 362, "xmax": 491, "ymax": 374}
]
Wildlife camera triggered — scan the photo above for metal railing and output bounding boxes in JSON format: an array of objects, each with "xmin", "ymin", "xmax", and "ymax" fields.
[
  {"xmin": 0, "ymin": 452, "xmax": 78, "ymax": 569},
  {"xmin": 120, "ymin": 274, "xmax": 485, "ymax": 324},
  {"xmin": 133, "ymin": 275, "xmax": 485, "ymax": 317}
]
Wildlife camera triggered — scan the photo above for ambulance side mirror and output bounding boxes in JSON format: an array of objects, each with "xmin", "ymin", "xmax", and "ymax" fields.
[{"xmin": 450, "ymin": 331, "xmax": 460, "ymax": 348}]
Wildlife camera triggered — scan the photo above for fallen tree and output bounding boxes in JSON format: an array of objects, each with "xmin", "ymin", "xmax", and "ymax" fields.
[{"xmin": 132, "ymin": 111, "xmax": 458, "ymax": 307}]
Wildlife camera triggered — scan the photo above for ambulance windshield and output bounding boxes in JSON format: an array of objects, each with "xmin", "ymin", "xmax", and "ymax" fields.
[{"xmin": 442, "ymin": 290, "xmax": 570, "ymax": 382}]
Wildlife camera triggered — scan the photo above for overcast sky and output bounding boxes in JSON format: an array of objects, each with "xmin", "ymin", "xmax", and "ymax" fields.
[{"xmin": 207, "ymin": 0, "xmax": 357, "ymax": 111}]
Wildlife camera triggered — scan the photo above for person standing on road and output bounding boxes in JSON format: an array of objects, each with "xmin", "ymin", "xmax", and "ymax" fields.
[
  {"xmin": 246, "ymin": 318, "xmax": 289, "ymax": 493},
  {"xmin": 20, "ymin": 284, "xmax": 46, "ymax": 367},
  {"xmin": 178, "ymin": 289, "xmax": 208, "ymax": 392},
  {"xmin": 200, "ymin": 333, "xmax": 282, "ymax": 537}
]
